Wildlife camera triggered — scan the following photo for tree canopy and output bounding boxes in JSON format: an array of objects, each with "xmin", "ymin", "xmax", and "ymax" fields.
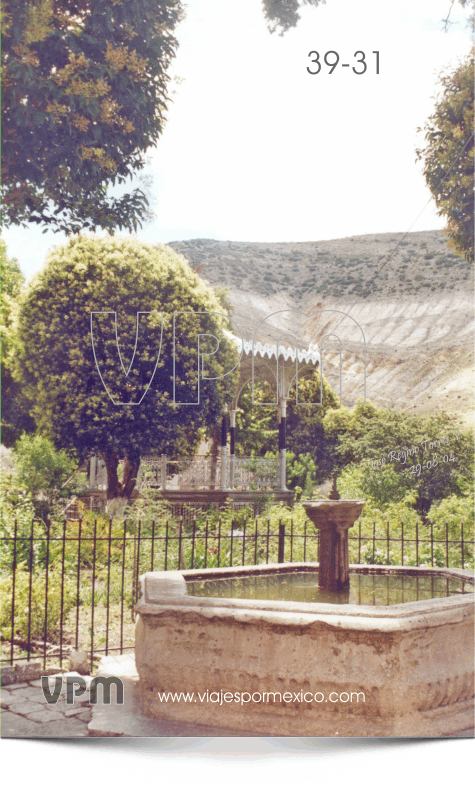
[
  {"xmin": 262, "ymin": 0, "xmax": 473, "ymax": 35},
  {"xmin": 2, "ymin": 0, "xmax": 316, "ymax": 233},
  {"xmin": 1, "ymin": 0, "xmax": 183, "ymax": 234},
  {"xmin": 14, "ymin": 235, "xmax": 239, "ymax": 499},
  {"xmin": 0, "ymin": 238, "xmax": 36, "ymax": 445},
  {"xmin": 3, "ymin": 1, "xmax": 470, "ymax": 233},
  {"xmin": 416, "ymin": 52, "xmax": 474, "ymax": 261},
  {"xmin": 261, "ymin": 0, "xmax": 324, "ymax": 35}
]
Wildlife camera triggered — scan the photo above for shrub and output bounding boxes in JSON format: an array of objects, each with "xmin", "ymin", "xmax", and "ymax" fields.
[
  {"xmin": 0, "ymin": 564, "xmax": 75, "ymax": 642},
  {"xmin": 427, "ymin": 495, "xmax": 474, "ymax": 568},
  {"xmin": 12, "ymin": 433, "xmax": 77, "ymax": 497}
]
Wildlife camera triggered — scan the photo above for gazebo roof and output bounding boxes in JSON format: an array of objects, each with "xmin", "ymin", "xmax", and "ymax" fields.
[{"xmin": 228, "ymin": 333, "xmax": 321, "ymax": 403}]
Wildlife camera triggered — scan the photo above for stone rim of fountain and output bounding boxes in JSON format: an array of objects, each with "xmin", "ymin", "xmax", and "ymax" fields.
[
  {"xmin": 135, "ymin": 563, "xmax": 474, "ymax": 737},
  {"xmin": 136, "ymin": 562, "xmax": 474, "ymax": 620}
]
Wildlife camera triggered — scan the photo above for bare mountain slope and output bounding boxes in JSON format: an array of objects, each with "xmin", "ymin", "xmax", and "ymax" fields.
[{"xmin": 168, "ymin": 231, "xmax": 474, "ymax": 423}]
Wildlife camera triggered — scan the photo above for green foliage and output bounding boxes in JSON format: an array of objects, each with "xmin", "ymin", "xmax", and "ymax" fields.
[
  {"xmin": 0, "ymin": 565, "xmax": 76, "ymax": 642},
  {"xmin": 286, "ymin": 451, "xmax": 316, "ymax": 496},
  {"xmin": 261, "ymin": 0, "xmax": 324, "ymax": 35},
  {"xmin": 211, "ymin": 286, "xmax": 234, "ymax": 316},
  {"xmin": 347, "ymin": 501, "xmax": 431, "ymax": 566},
  {"xmin": 285, "ymin": 372, "xmax": 340, "ymax": 482},
  {"xmin": 127, "ymin": 495, "xmax": 320, "ymax": 568},
  {"xmin": 14, "ymin": 235, "xmax": 239, "ymax": 497},
  {"xmin": 12, "ymin": 433, "xmax": 77, "ymax": 503},
  {"xmin": 0, "ymin": 238, "xmax": 36, "ymax": 445},
  {"xmin": 427, "ymin": 494, "xmax": 474, "ymax": 568},
  {"xmin": 0, "ymin": 237, "xmax": 24, "ymax": 299},
  {"xmin": 325, "ymin": 402, "xmax": 474, "ymax": 516},
  {"xmin": 323, "ymin": 400, "xmax": 379, "ymax": 465},
  {"xmin": 348, "ymin": 501, "xmax": 421, "ymax": 567},
  {"xmin": 262, "ymin": 0, "xmax": 473, "ymax": 35},
  {"xmin": 0, "ymin": 0, "xmax": 334, "ymax": 233},
  {"xmin": 338, "ymin": 464, "xmax": 473, "ymax": 569},
  {"xmin": 338, "ymin": 463, "xmax": 414, "ymax": 510},
  {"xmin": 235, "ymin": 382, "xmax": 279, "ymax": 456},
  {"xmin": 1, "ymin": 0, "xmax": 184, "ymax": 233},
  {"xmin": 67, "ymin": 508, "xmax": 135, "ymax": 568},
  {"xmin": 0, "ymin": 472, "xmax": 38, "ymax": 567},
  {"xmin": 416, "ymin": 52, "xmax": 474, "ymax": 261},
  {"xmin": 236, "ymin": 371, "xmax": 339, "ymax": 484}
]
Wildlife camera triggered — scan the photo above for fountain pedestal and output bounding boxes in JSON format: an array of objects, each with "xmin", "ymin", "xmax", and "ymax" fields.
[{"xmin": 303, "ymin": 500, "xmax": 365, "ymax": 592}]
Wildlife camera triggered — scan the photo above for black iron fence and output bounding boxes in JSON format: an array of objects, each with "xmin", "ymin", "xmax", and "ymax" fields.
[{"xmin": 1, "ymin": 515, "xmax": 472, "ymax": 669}]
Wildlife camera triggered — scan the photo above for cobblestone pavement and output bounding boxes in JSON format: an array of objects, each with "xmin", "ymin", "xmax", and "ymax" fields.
[{"xmin": 1, "ymin": 673, "xmax": 92, "ymax": 738}]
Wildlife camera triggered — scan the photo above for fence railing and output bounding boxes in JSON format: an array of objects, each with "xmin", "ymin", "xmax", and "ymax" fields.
[
  {"xmin": 88, "ymin": 454, "xmax": 282, "ymax": 492},
  {"xmin": 1, "ymin": 515, "xmax": 472, "ymax": 669}
]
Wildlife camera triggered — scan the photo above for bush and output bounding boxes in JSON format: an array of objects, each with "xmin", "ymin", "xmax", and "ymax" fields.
[
  {"xmin": 0, "ymin": 472, "xmax": 38, "ymax": 567},
  {"xmin": 325, "ymin": 403, "xmax": 474, "ymax": 516},
  {"xmin": 12, "ymin": 433, "xmax": 77, "ymax": 496},
  {"xmin": 10, "ymin": 433, "xmax": 80, "ymax": 520},
  {"xmin": 427, "ymin": 495, "xmax": 474, "ymax": 569},
  {"xmin": 66, "ymin": 508, "xmax": 134, "ymax": 569},
  {"xmin": 0, "ymin": 564, "xmax": 75, "ymax": 642},
  {"xmin": 286, "ymin": 451, "xmax": 317, "ymax": 495},
  {"xmin": 338, "ymin": 463, "xmax": 413, "ymax": 510}
]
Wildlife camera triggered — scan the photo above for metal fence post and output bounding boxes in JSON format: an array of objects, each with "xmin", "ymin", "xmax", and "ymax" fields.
[{"xmin": 278, "ymin": 522, "xmax": 285, "ymax": 563}]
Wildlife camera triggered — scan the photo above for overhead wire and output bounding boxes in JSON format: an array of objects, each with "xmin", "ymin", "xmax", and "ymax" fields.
[{"xmin": 309, "ymin": 122, "xmax": 474, "ymax": 408}]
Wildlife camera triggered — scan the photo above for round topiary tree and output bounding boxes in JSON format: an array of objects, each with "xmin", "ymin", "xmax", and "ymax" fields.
[{"xmin": 15, "ymin": 234, "xmax": 238, "ymax": 507}]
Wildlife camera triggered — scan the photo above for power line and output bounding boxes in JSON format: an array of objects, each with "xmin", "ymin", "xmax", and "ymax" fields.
[{"xmin": 324, "ymin": 129, "xmax": 474, "ymax": 331}]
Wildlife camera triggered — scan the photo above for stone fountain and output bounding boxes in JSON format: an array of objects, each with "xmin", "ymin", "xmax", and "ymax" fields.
[
  {"xmin": 134, "ymin": 490, "xmax": 474, "ymax": 736},
  {"xmin": 302, "ymin": 499, "xmax": 365, "ymax": 592}
]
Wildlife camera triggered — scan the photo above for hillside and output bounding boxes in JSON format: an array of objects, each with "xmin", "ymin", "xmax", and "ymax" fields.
[{"xmin": 168, "ymin": 231, "xmax": 474, "ymax": 424}]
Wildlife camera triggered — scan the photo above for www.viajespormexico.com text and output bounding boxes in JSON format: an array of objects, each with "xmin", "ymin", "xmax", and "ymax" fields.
[{"xmin": 157, "ymin": 690, "xmax": 366, "ymax": 706}]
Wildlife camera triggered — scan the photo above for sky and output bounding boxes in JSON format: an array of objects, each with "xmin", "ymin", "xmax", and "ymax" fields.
[
  {"xmin": 3, "ymin": 0, "xmax": 470, "ymax": 783},
  {"xmin": 2, "ymin": 0, "xmax": 473, "ymax": 279}
]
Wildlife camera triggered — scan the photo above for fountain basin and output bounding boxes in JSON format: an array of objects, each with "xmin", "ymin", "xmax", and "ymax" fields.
[{"xmin": 135, "ymin": 563, "xmax": 474, "ymax": 737}]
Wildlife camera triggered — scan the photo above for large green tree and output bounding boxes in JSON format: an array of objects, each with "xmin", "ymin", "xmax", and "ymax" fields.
[
  {"xmin": 416, "ymin": 52, "xmax": 474, "ymax": 261},
  {"xmin": 0, "ymin": 238, "xmax": 36, "ymax": 445},
  {"xmin": 14, "ymin": 235, "xmax": 238, "ymax": 502},
  {"xmin": 1, "ymin": 0, "xmax": 184, "ymax": 233}
]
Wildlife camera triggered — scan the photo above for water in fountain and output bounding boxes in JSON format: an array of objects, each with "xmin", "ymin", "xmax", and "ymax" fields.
[{"xmin": 186, "ymin": 570, "xmax": 474, "ymax": 606}]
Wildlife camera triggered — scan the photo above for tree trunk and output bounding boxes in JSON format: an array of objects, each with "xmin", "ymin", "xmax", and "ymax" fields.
[
  {"xmin": 101, "ymin": 450, "xmax": 120, "ymax": 499},
  {"xmin": 100, "ymin": 449, "xmax": 141, "ymax": 517},
  {"xmin": 122, "ymin": 454, "xmax": 141, "ymax": 498}
]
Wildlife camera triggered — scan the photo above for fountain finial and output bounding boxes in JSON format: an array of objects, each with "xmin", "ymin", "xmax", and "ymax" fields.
[{"xmin": 303, "ymin": 498, "xmax": 365, "ymax": 592}]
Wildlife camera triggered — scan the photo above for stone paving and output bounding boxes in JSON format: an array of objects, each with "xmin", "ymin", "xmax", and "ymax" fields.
[
  {"xmin": 1, "ymin": 659, "xmax": 255, "ymax": 738},
  {"xmin": 1, "ymin": 672, "xmax": 92, "ymax": 738}
]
